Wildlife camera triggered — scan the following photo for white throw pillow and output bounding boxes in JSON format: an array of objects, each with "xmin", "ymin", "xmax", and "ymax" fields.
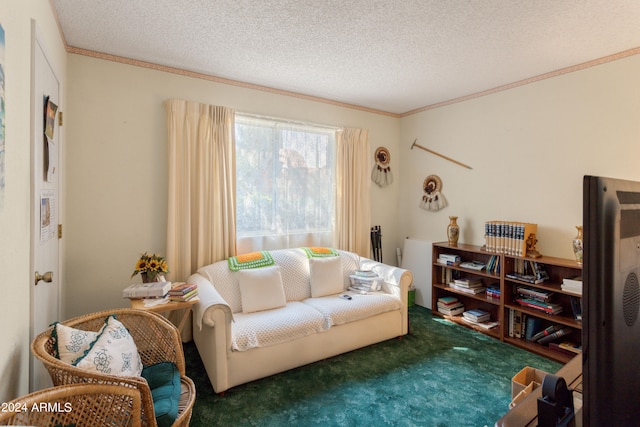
[
  {"xmin": 73, "ymin": 315, "xmax": 143, "ymax": 377},
  {"xmin": 239, "ymin": 266, "xmax": 287, "ymax": 313},
  {"xmin": 52, "ymin": 322, "xmax": 105, "ymax": 364},
  {"xmin": 309, "ymin": 256, "xmax": 344, "ymax": 297}
]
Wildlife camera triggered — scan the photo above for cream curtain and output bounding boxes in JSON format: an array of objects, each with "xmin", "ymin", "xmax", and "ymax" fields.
[
  {"xmin": 335, "ymin": 127, "xmax": 371, "ymax": 257},
  {"xmin": 165, "ymin": 99, "xmax": 237, "ymax": 281}
]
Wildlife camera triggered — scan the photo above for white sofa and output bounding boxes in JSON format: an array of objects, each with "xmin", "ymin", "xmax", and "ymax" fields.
[{"xmin": 189, "ymin": 248, "xmax": 413, "ymax": 393}]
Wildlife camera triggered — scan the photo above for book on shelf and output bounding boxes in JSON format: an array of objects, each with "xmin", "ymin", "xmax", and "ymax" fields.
[
  {"xmin": 485, "ymin": 285, "xmax": 500, "ymax": 299},
  {"xmin": 516, "ymin": 286, "xmax": 553, "ymax": 302},
  {"xmin": 506, "ymin": 273, "xmax": 546, "ymax": 284},
  {"xmin": 528, "ymin": 324, "xmax": 562, "ymax": 342},
  {"xmin": 561, "ymin": 276, "xmax": 583, "ymax": 295},
  {"xmin": 451, "ymin": 284, "xmax": 486, "ymax": 294},
  {"xmin": 462, "ymin": 309, "xmax": 490, "ymax": 323},
  {"xmin": 537, "ymin": 327, "xmax": 572, "ymax": 344},
  {"xmin": 570, "ymin": 296, "xmax": 582, "ymax": 321},
  {"xmin": 437, "ymin": 258, "xmax": 461, "ymax": 266},
  {"xmin": 437, "ymin": 296, "xmax": 459, "ymax": 305},
  {"xmin": 123, "ymin": 281, "xmax": 172, "ymax": 299},
  {"xmin": 486, "ymin": 255, "xmax": 500, "ymax": 274},
  {"xmin": 459, "ymin": 260, "xmax": 486, "ymax": 270},
  {"xmin": 439, "ymin": 253, "xmax": 461, "ymax": 262},
  {"xmin": 437, "ymin": 301, "xmax": 464, "ymax": 310},
  {"xmin": 516, "ymin": 297, "xmax": 563, "ymax": 314},
  {"xmin": 558, "ymin": 341, "xmax": 582, "ymax": 354},
  {"xmin": 524, "ymin": 316, "xmax": 543, "ymax": 341},
  {"xmin": 461, "ymin": 317, "xmax": 499, "ymax": 330},
  {"xmin": 453, "ymin": 278, "xmax": 483, "ymax": 288},
  {"xmin": 513, "ymin": 310, "xmax": 523, "ymax": 338},
  {"xmin": 438, "ymin": 306, "xmax": 465, "ymax": 316},
  {"xmin": 548, "ymin": 342, "xmax": 578, "ymax": 357}
]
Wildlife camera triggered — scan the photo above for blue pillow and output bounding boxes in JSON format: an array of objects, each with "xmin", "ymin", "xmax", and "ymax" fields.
[{"xmin": 141, "ymin": 362, "xmax": 181, "ymax": 427}]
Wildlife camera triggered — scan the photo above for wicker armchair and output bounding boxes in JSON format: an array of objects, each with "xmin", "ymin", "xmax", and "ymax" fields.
[
  {"xmin": 31, "ymin": 308, "xmax": 195, "ymax": 427},
  {"xmin": 0, "ymin": 383, "xmax": 142, "ymax": 426}
]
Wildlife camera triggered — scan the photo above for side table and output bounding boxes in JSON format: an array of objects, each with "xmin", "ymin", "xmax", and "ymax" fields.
[{"xmin": 129, "ymin": 297, "xmax": 199, "ymax": 335}]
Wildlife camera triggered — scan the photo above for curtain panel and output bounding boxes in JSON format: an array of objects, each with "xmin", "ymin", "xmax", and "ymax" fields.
[
  {"xmin": 335, "ymin": 127, "xmax": 371, "ymax": 257},
  {"xmin": 165, "ymin": 99, "xmax": 237, "ymax": 281}
]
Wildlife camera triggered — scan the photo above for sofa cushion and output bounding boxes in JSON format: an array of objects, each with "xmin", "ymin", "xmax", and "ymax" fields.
[
  {"xmin": 141, "ymin": 362, "xmax": 181, "ymax": 427},
  {"xmin": 303, "ymin": 292, "xmax": 402, "ymax": 328},
  {"xmin": 231, "ymin": 302, "xmax": 326, "ymax": 351},
  {"xmin": 309, "ymin": 256, "xmax": 344, "ymax": 297},
  {"xmin": 239, "ymin": 266, "xmax": 286, "ymax": 313},
  {"xmin": 72, "ymin": 315, "xmax": 143, "ymax": 377}
]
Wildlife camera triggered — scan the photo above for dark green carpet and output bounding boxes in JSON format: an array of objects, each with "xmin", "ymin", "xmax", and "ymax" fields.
[{"xmin": 184, "ymin": 306, "xmax": 560, "ymax": 426}]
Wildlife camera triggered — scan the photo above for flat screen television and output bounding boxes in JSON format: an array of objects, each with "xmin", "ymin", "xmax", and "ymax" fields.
[{"xmin": 583, "ymin": 175, "xmax": 640, "ymax": 426}]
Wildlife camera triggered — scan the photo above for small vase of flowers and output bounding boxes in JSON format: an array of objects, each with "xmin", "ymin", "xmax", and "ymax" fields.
[{"xmin": 132, "ymin": 252, "xmax": 169, "ymax": 283}]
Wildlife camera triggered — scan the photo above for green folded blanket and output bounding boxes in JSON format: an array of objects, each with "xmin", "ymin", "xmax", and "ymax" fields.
[
  {"xmin": 301, "ymin": 247, "xmax": 339, "ymax": 258},
  {"xmin": 228, "ymin": 251, "xmax": 275, "ymax": 271}
]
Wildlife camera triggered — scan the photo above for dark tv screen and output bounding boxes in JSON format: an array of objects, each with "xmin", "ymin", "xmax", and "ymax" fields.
[{"xmin": 583, "ymin": 175, "xmax": 640, "ymax": 426}]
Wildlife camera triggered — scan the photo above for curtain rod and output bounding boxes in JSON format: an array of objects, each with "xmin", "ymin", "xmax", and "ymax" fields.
[{"xmin": 236, "ymin": 111, "xmax": 342, "ymax": 131}]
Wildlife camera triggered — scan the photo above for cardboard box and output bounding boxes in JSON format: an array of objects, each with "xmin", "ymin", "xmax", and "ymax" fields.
[
  {"xmin": 509, "ymin": 382, "xmax": 535, "ymax": 410},
  {"xmin": 511, "ymin": 366, "xmax": 548, "ymax": 398}
]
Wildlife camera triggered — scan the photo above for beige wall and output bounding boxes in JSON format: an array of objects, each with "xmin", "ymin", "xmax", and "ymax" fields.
[
  {"xmin": 0, "ymin": 1, "xmax": 66, "ymax": 401},
  {"xmin": 399, "ymin": 53, "xmax": 640, "ymax": 259},
  {"xmin": 64, "ymin": 54, "xmax": 401, "ymax": 318}
]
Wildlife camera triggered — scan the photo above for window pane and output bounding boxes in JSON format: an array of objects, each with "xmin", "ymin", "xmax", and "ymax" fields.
[{"xmin": 235, "ymin": 116, "xmax": 336, "ymax": 251}]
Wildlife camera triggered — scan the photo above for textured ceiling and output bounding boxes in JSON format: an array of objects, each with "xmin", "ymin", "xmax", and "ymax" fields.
[{"xmin": 52, "ymin": 0, "xmax": 640, "ymax": 115}]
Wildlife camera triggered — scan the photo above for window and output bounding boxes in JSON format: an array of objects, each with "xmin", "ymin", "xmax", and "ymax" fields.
[{"xmin": 235, "ymin": 115, "xmax": 337, "ymax": 253}]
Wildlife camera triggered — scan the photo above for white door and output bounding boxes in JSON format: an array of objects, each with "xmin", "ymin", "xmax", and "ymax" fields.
[{"xmin": 30, "ymin": 26, "xmax": 61, "ymax": 392}]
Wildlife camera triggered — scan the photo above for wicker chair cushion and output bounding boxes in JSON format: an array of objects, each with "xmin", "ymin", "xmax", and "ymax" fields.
[
  {"xmin": 52, "ymin": 322, "xmax": 106, "ymax": 364},
  {"xmin": 141, "ymin": 362, "xmax": 181, "ymax": 427},
  {"xmin": 72, "ymin": 315, "xmax": 143, "ymax": 376}
]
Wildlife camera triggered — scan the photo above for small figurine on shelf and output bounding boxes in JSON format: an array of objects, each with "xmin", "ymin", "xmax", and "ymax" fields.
[{"xmin": 525, "ymin": 233, "xmax": 542, "ymax": 258}]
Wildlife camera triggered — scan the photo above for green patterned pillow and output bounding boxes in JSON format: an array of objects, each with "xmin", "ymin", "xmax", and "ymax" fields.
[{"xmin": 72, "ymin": 315, "xmax": 143, "ymax": 377}]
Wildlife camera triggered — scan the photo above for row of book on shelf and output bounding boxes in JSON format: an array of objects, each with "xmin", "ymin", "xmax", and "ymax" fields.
[
  {"xmin": 484, "ymin": 221, "xmax": 537, "ymax": 256},
  {"xmin": 437, "ymin": 296, "xmax": 499, "ymax": 330},
  {"xmin": 508, "ymin": 308, "xmax": 582, "ymax": 357},
  {"xmin": 122, "ymin": 281, "xmax": 199, "ymax": 302}
]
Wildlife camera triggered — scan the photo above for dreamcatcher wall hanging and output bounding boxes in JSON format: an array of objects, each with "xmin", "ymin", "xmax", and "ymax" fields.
[
  {"xmin": 419, "ymin": 175, "xmax": 447, "ymax": 211},
  {"xmin": 371, "ymin": 146, "xmax": 393, "ymax": 187}
]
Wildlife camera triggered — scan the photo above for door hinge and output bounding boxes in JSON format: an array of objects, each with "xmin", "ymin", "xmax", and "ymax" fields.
[
  {"xmin": 58, "ymin": 224, "xmax": 63, "ymax": 239},
  {"xmin": 58, "ymin": 111, "xmax": 63, "ymax": 126}
]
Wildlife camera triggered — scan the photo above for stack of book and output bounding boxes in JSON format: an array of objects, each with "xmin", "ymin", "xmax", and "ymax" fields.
[
  {"xmin": 437, "ymin": 296, "xmax": 464, "ymax": 316},
  {"xmin": 168, "ymin": 282, "xmax": 199, "ymax": 302},
  {"xmin": 561, "ymin": 276, "xmax": 582, "ymax": 295},
  {"xmin": 486, "ymin": 284, "xmax": 500, "ymax": 299},
  {"xmin": 450, "ymin": 278, "xmax": 486, "ymax": 295},
  {"xmin": 437, "ymin": 253, "xmax": 461, "ymax": 266},
  {"xmin": 349, "ymin": 270, "xmax": 382, "ymax": 293},
  {"xmin": 462, "ymin": 309, "xmax": 490, "ymax": 323},
  {"xmin": 515, "ymin": 297, "xmax": 563, "ymax": 314},
  {"xmin": 461, "ymin": 309, "xmax": 499, "ymax": 330},
  {"xmin": 123, "ymin": 281, "xmax": 172, "ymax": 299}
]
